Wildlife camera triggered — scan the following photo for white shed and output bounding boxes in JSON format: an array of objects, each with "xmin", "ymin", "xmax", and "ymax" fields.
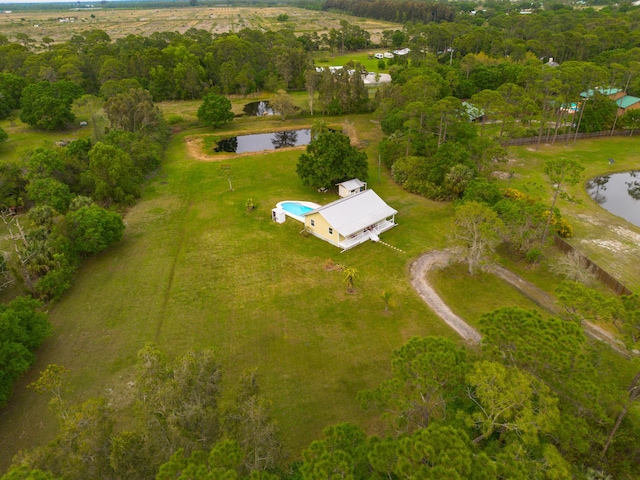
[{"xmin": 337, "ymin": 179, "xmax": 367, "ymax": 198}]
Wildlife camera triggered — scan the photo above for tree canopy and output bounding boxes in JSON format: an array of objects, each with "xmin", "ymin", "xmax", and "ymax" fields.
[
  {"xmin": 296, "ymin": 131, "xmax": 368, "ymax": 190},
  {"xmin": 197, "ymin": 93, "xmax": 234, "ymax": 128}
]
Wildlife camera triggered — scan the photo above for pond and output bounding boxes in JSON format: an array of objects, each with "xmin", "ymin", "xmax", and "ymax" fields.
[
  {"xmin": 214, "ymin": 129, "xmax": 311, "ymax": 154},
  {"xmin": 243, "ymin": 101, "xmax": 274, "ymax": 116},
  {"xmin": 586, "ymin": 171, "xmax": 640, "ymax": 227}
]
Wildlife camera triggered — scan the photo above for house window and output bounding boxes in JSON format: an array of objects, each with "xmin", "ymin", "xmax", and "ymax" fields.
[
  {"xmin": 310, "ymin": 219, "xmax": 315, "ymax": 227},
  {"xmin": 329, "ymin": 227, "xmax": 333, "ymax": 235}
]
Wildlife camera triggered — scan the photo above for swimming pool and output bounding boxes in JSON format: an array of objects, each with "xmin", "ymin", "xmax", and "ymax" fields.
[
  {"xmin": 276, "ymin": 200, "xmax": 321, "ymax": 222},
  {"xmin": 281, "ymin": 202, "xmax": 314, "ymax": 216}
]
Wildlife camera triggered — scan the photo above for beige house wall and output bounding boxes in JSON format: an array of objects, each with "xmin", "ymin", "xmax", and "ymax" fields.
[
  {"xmin": 618, "ymin": 102, "xmax": 640, "ymax": 116},
  {"xmin": 304, "ymin": 212, "xmax": 343, "ymax": 246}
]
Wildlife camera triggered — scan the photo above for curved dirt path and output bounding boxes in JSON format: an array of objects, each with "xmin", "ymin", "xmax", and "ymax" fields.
[
  {"xmin": 411, "ymin": 250, "xmax": 631, "ymax": 355},
  {"xmin": 410, "ymin": 250, "xmax": 482, "ymax": 344}
]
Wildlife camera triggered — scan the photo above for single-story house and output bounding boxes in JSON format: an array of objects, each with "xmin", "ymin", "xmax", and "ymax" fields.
[
  {"xmin": 616, "ymin": 95, "xmax": 640, "ymax": 116},
  {"xmin": 462, "ymin": 101, "xmax": 484, "ymax": 122},
  {"xmin": 545, "ymin": 57, "xmax": 560, "ymax": 67},
  {"xmin": 581, "ymin": 88, "xmax": 625, "ymax": 101},
  {"xmin": 363, "ymin": 72, "xmax": 392, "ymax": 85},
  {"xmin": 393, "ymin": 48, "xmax": 411, "ymax": 56},
  {"xmin": 337, "ymin": 179, "xmax": 367, "ymax": 198},
  {"xmin": 303, "ymin": 189, "xmax": 397, "ymax": 251}
]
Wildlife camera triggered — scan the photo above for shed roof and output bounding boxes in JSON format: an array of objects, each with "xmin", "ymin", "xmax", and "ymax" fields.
[
  {"xmin": 616, "ymin": 95, "xmax": 640, "ymax": 109},
  {"xmin": 304, "ymin": 190, "xmax": 397, "ymax": 237},
  {"xmin": 336, "ymin": 179, "xmax": 365, "ymax": 191}
]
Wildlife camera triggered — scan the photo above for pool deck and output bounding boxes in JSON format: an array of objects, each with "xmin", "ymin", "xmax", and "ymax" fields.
[{"xmin": 276, "ymin": 200, "xmax": 321, "ymax": 222}]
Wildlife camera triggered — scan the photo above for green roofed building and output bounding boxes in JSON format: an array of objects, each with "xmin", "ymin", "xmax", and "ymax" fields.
[{"xmin": 615, "ymin": 95, "xmax": 640, "ymax": 115}]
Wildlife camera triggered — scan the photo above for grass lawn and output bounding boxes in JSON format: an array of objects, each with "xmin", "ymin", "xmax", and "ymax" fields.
[
  {"xmin": 0, "ymin": 113, "xmax": 457, "ymax": 471},
  {"xmin": 494, "ymin": 137, "xmax": 640, "ymax": 291},
  {"xmin": 0, "ymin": 118, "xmax": 91, "ymax": 164},
  {"xmin": 428, "ymin": 262, "xmax": 551, "ymax": 329},
  {"xmin": 1, "ymin": 114, "xmax": 639, "ymax": 472},
  {"xmin": 313, "ymin": 51, "xmax": 391, "ymax": 74}
]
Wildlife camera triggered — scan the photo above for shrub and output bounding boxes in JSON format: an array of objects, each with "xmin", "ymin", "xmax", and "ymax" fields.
[
  {"xmin": 167, "ymin": 115, "xmax": 183, "ymax": 125},
  {"xmin": 555, "ymin": 218, "xmax": 574, "ymax": 238},
  {"xmin": 525, "ymin": 248, "xmax": 543, "ymax": 264}
]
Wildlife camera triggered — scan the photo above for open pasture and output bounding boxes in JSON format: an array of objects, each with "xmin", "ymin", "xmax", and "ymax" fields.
[
  {"xmin": 1, "ymin": 106, "xmax": 640, "ymax": 471},
  {"xmin": 0, "ymin": 6, "xmax": 397, "ymax": 44},
  {"xmin": 497, "ymin": 138, "xmax": 640, "ymax": 291},
  {"xmin": 0, "ymin": 113, "xmax": 458, "ymax": 470}
]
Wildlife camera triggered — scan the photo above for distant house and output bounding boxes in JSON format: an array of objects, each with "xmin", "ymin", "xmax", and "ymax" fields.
[
  {"xmin": 393, "ymin": 48, "xmax": 411, "ymax": 56},
  {"xmin": 581, "ymin": 88, "xmax": 625, "ymax": 101},
  {"xmin": 336, "ymin": 178, "xmax": 367, "ymax": 198},
  {"xmin": 303, "ymin": 190, "xmax": 397, "ymax": 251},
  {"xmin": 362, "ymin": 72, "xmax": 391, "ymax": 85},
  {"xmin": 462, "ymin": 101, "xmax": 484, "ymax": 122},
  {"xmin": 616, "ymin": 95, "xmax": 640, "ymax": 116},
  {"xmin": 545, "ymin": 57, "xmax": 560, "ymax": 67}
]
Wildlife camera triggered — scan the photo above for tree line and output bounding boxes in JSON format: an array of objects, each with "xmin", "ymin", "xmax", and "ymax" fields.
[
  {"xmin": 0, "ymin": 83, "xmax": 170, "ymax": 410},
  {"xmin": 324, "ymin": 0, "xmax": 456, "ymax": 24}
]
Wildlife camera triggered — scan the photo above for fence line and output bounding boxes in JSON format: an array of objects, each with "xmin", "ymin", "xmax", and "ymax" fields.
[
  {"xmin": 502, "ymin": 129, "xmax": 639, "ymax": 147},
  {"xmin": 554, "ymin": 236, "xmax": 633, "ymax": 296}
]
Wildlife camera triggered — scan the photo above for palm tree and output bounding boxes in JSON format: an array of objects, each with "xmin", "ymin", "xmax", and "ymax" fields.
[
  {"xmin": 342, "ymin": 267, "xmax": 358, "ymax": 293},
  {"xmin": 444, "ymin": 164, "xmax": 474, "ymax": 198}
]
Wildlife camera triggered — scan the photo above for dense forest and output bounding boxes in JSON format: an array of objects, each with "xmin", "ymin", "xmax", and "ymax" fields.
[{"xmin": 1, "ymin": 1, "xmax": 640, "ymax": 479}]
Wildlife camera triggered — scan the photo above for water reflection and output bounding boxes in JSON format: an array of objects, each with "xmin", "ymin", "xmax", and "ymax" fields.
[
  {"xmin": 271, "ymin": 130, "xmax": 298, "ymax": 149},
  {"xmin": 625, "ymin": 171, "xmax": 640, "ymax": 200},
  {"xmin": 243, "ymin": 101, "xmax": 274, "ymax": 116},
  {"xmin": 214, "ymin": 129, "xmax": 311, "ymax": 154},
  {"xmin": 586, "ymin": 175, "xmax": 609, "ymax": 204},
  {"xmin": 586, "ymin": 171, "xmax": 640, "ymax": 227}
]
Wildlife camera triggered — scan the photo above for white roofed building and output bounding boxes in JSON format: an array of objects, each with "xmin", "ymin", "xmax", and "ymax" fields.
[
  {"xmin": 302, "ymin": 190, "xmax": 397, "ymax": 251},
  {"xmin": 337, "ymin": 178, "xmax": 367, "ymax": 197}
]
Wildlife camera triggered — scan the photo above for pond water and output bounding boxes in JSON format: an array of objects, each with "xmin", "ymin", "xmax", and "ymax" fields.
[
  {"xmin": 586, "ymin": 171, "xmax": 640, "ymax": 227},
  {"xmin": 243, "ymin": 101, "xmax": 274, "ymax": 116},
  {"xmin": 214, "ymin": 129, "xmax": 311, "ymax": 154}
]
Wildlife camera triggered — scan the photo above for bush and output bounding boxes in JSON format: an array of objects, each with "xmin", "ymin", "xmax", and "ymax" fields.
[
  {"xmin": 555, "ymin": 218, "xmax": 574, "ymax": 238},
  {"xmin": 525, "ymin": 248, "xmax": 543, "ymax": 264},
  {"xmin": 167, "ymin": 115, "xmax": 184, "ymax": 125},
  {"xmin": 34, "ymin": 260, "xmax": 76, "ymax": 301}
]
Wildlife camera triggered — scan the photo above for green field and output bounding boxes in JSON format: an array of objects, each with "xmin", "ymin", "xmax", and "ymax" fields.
[
  {"xmin": 495, "ymin": 138, "xmax": 640, "ymax": 290},
  {"xmin": 0, "ymin": 113, "xmax": 458, "ymax": 470},
  {"xmin": 1, "ymin": 107, "xmax": 640, "ymax": 472}
]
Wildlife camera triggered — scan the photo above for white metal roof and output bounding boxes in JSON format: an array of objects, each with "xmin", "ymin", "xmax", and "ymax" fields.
[
  {"xmin": 304, "ymin": 190, "xmax": 397, "ymax": 237},
  {"xmin": 336, "ymin": 179, "xmax": 365, "ymax": 191}
]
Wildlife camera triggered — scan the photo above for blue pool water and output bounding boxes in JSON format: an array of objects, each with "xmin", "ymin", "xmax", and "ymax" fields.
[{"xmin": 281, "ymin": 202, "xmax": 314, "ymax": 216}]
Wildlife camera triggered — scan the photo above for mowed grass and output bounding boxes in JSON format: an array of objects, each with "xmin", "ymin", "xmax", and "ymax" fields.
[
  {"xmin": 2, "ymin": 115, "xmax": 640, "ymax": 471},
  {"xmin": 0, "ymin": 114, "xmax": 457, "ymax": 470},
  {"xmin": 428, "ymin": 262, "xmax": 551, "ymax": 329},
  {"xmin": 495, "ymin": 137, "xmax": 640, "ymax": 291}
]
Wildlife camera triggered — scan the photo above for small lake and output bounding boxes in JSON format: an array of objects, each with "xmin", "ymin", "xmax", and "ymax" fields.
[
  {"xmin": 586, "ymin": 171, "xmax": 640, "ymax": 227},
  {"xmin": 243, "ymin": 101, "xmax": 274, "ymax": 116},
  {"xmin": 214, "ymin": 129, "xmax": 311, "ymax": 154}
]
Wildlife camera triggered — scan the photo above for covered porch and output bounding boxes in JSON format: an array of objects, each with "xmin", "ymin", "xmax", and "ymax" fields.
[{"xmin": 338, "ymin": 217, "xmax": 396, "ymax": 251}]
